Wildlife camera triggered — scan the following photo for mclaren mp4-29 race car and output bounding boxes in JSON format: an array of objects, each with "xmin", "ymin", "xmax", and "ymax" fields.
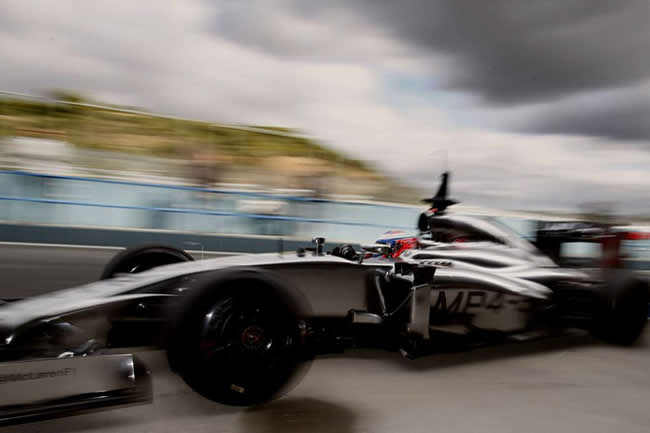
[{"xmin": 0, "ymin": 173, "xmax": 647, "ymax": 424}]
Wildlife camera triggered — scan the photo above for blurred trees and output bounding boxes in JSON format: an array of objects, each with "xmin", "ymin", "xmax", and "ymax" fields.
[{"xmin": 0, "ymin": 91, "xmax": 418, "ymax": 202}]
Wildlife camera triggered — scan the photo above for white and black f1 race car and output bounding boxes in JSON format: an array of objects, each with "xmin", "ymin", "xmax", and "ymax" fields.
[{"xmin": 0, "ymin": 173, "xmax": 647, "ymax": 424}]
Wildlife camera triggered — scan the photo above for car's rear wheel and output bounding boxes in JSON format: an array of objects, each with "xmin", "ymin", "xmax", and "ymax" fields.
[
  {"xmin": 101, "ymin": 244, "xmax": 194, "ymax": 279},
  {"xmin": 167, "ymin": 273, "xmax": 311, "ymax": 406},
  {"xmin": 592, "ymin": 273, "xmax": 648, "ymax": 345}
]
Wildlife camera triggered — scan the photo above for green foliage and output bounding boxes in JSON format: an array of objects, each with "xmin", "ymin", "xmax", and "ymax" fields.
[{"xmin": 46, "ymin": 90, "xmax": 87, "ymax": 104}]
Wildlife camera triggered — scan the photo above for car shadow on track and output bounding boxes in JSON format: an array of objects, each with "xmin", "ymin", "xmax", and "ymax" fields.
[
  {"xmin": 400, "ymin": 334, "xmax": 599, "ymax": 372},
  {"xmin": 326, "ymin": 330, "xmax": 648, "ymax": 373},
  {"xmin": 239, "ymin": 397, "xmax": 358, "ymax": 433}
]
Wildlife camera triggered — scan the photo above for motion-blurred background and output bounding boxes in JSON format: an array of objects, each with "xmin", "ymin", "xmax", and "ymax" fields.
[{"xmin": 0, "ymin": 1, "xmax": 648, "ymax": 252}]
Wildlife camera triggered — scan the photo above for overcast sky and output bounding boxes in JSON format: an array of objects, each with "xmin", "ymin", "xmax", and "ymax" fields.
[{"xmin": 1, "ymin": 1, "xmax": 649, "ymax": 213}]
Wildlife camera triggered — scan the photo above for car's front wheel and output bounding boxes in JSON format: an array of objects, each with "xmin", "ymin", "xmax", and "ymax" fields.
[{"xmin": 166, "ymin": 273, "xmax": 311, "ymax": 406}]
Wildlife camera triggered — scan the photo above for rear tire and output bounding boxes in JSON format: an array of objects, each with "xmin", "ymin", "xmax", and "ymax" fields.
[
  {"xmin": 592, "ymin": 272, "xmax": 648, "ymax": 345},
  {"xmin": 166, "ymin": 271, "xmax": 311, "ymax": 406},
  {"xmin": 101, "ymin": 244, "xmax": 194, "ymax": 279}
]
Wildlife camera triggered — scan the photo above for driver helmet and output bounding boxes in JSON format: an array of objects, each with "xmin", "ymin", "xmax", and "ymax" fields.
[{"xmin": 375, "ymin": 230, "xmax": 418, "ymax": 257}]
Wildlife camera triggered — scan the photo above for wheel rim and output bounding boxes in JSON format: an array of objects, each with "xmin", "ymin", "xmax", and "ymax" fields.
[{"xmin": 197, "ymin": 297, "xmax": 295, "ymax": 396}]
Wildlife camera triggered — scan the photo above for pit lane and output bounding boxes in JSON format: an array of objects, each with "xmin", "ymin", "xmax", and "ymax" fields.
[{"xmin": 2, "ymin": 244, "xmax": 650, "ymax": 433}]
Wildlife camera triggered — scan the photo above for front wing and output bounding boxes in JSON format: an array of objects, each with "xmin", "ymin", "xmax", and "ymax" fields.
[{"xmin": 0, "ymin": 353, "xmax": 152, "ymax": 425}]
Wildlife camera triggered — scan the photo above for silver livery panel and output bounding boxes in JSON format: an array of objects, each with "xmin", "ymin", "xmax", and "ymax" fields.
[
  {"xmin": 0, "ymin": 253, "xmax": 386, "ymax": 332},
  {"xmin": 0, "ymin": 354, "xmax": 151, "ymax": 424},
  {"xmin": 262, "ymin": 262, "xmax": 381, "ymax": 316},
  {"xmin": 424, "ymin": 266, "xmax": 552, "ymax": 333}
]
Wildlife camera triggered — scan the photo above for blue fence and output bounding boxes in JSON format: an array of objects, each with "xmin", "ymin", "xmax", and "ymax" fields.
[
  {"xmin": 0, "ymin": 170, "xmax": 423, "ymax": 242},
  {"xmin": 1, "ymin": 170, "xmax": 649, "ymax": 262}
]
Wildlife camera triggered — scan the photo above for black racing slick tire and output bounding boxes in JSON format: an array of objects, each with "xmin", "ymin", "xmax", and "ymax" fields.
[
  {"xmin": 166, "ymin": 270, "xmax": 312, "ymax": 406},
  {"xmin": 592, "ymin": 271, "xmax": 648, "ymax": 346},
  {"xmin": 100, "ymin": 244, "xmax": 194, "ymax": 280}
]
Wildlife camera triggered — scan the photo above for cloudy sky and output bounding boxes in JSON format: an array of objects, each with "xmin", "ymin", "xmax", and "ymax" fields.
[{"xmin": 1, "ymin": 1, "xmax": 649, "ymax": 213}]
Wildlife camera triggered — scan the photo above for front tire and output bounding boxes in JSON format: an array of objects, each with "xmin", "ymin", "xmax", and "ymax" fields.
[{"xmin": 166, "ymin": 272, "xmax": 311, "ymax": 406}]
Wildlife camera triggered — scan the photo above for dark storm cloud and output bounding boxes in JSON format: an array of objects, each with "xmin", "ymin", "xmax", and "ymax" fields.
[
  {"xmin": 349, "ymin": 0, "xmax": 649, "ymax": 103},
  {"xmin": 211, "ymin": 0, "xmax": 650, "ymax": 140},
  {"xmin": 213, "ymin": 0, "xmax": 649, "ymax": 103},
  {"xmin": 526, "ymin": 92, "xmax": 650, "ymax": 142}
]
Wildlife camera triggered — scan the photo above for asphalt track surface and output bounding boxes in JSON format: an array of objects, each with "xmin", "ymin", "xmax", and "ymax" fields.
[
  {"xmin": 0, "ymin": 243, "xmax": 227, "ymax": 298},
  {"xmin": 2, "ymin": 243, "xmax": 650, "ymax": 433}
]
